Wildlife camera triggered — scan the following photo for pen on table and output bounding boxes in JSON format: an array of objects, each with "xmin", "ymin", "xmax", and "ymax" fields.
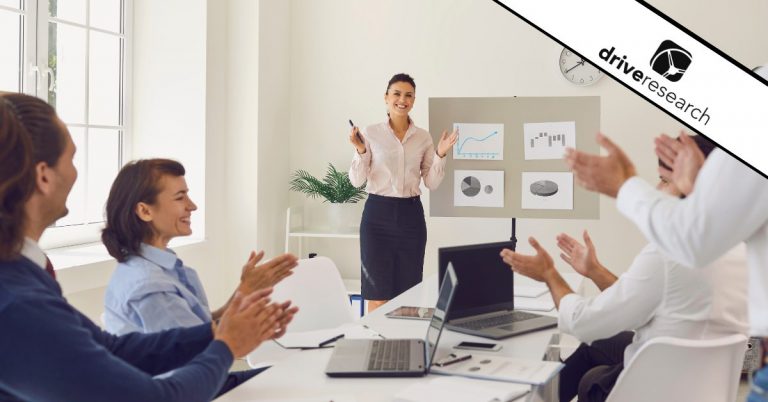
[
  {"xmin": 362, "ymin": 324, "xmax": 386, "ymax": 339},
  {"xmin": 349, "ymin": 119, "xmax": 364, "ymax": 144},
  {"xmin": 435, "ymin": 353, "xmax": 472, "ymax": 367},
  {"xmin": 318, "ymin": 333, "xmax": 345, "ymax": 348}
]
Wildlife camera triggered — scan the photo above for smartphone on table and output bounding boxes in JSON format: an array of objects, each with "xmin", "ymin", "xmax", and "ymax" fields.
[{"xmin": 454, "ymin": 341, "xmax": 502, "ymax": 352}]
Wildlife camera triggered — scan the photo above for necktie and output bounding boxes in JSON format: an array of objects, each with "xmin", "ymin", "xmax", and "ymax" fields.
[{"xmin": 45, "ymin": 257, "xmax": 56, "ymax": 279}]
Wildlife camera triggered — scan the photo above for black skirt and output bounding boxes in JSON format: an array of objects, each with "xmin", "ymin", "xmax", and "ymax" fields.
[{"xmin": 360, "ymin": 194, "xmax": 427, "ymax": 300}]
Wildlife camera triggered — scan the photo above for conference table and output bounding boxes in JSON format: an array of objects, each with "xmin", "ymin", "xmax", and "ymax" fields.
[{"xmin": 215, "ymin": 273, "xmax": 584, "ymax": 402}]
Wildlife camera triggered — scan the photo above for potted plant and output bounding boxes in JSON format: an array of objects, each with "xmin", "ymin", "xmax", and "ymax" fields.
[{"xmin": 289, "ymin": 163, "xmax": 366, "ymax": 230}]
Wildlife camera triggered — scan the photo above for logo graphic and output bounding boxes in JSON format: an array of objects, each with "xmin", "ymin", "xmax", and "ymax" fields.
[{"xmin": 650, "ymin": 40, "xmax": 692, "ymax": 82}]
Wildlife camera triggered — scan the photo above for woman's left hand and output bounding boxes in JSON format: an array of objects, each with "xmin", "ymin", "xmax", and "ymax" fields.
[
  {"xmin": 436, "ymin": 128, "xmax": 459, "ymax": 158},
  {"xmin": 239, "ymin": 251, "xmax": 298, "ymax": 294}
]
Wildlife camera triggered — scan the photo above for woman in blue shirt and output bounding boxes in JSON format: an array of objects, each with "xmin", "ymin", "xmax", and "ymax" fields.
[{"xmin": 102, "ymin": 159, "xmax": 299, "ymax": 334}]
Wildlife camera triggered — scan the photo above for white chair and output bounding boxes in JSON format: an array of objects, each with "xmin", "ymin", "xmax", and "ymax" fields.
[
  {"xmin": 247, "ymin": 256, "xmax": 357, "ymax": 368},
  {"xmin": 605, "ymin": 334, "xmax": 748, "ymax": 402},
  {"xmin": 269, "ymin": 256, "xmax": 357, "ymax": 332}
]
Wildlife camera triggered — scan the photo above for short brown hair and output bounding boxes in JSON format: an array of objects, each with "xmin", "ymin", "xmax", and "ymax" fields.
[
  {"xmin": 102, "ymin": 159, "xmax": 186, "ymax": 261},
  {"xmin": 0, "ymin": 93, "xmax": 66, "ymax": 261}
]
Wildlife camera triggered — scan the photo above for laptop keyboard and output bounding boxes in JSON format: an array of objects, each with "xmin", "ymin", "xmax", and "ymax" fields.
[
  {"xmin": 459, "ymin": 311, "xmax": 541, "ymax": 330},
  {"xmin": 367, "ymin": 339, "xmax": 412, "ymax": 371}
]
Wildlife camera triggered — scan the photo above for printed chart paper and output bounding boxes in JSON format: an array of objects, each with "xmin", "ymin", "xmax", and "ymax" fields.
[
  {"xmin": 521, "ymin": 172, "xmax": 573, "ymax": 210},
  {"xmin": 452, "ymin": 123, "xmax": 504, "ymax": 160},
  {"xmin": 454, "ymin": 170, "xmax": 504, "ymax": 208},
  {"xmin": 523, "ymin": 121, "xmax": 576, "ymax": 160}
]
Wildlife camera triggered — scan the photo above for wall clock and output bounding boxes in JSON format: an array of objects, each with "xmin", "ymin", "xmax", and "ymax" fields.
[{"xmin": 560, "ymin": 48, "xmax": 603, "ymax": 86}]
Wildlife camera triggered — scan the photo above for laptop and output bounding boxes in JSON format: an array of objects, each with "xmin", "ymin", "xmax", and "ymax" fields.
[
  {"xmin": 324, "ymin": 264, "xmax": 458, "ymax": 377},
  {"xmin": 438, "ymin": 241, "xmax": 557, "ymax": 340}
]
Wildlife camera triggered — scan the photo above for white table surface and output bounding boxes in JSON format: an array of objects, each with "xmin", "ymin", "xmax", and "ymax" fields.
[{"xmin": 217, "ymin": 273, "xmax": 584, "ymax": 402}]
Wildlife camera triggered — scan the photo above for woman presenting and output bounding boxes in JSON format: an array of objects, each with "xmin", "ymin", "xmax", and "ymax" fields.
[{"xmin": 349, "ymin": 73, "xmax": 457, "ymax": 312}]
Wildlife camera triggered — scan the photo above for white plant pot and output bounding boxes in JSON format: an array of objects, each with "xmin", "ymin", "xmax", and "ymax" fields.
[{"xmin": 325, "ymin": 202, "xmax": 359, "ymax": 232}]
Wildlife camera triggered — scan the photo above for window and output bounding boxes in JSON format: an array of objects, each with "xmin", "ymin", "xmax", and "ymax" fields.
[
  {"xmin": 0, "ymin": 0, "xmax": 131, "ymax": 249},
  {"xmin": 0, "ymin": 1, "xmax": 25, "ymax": 93}
]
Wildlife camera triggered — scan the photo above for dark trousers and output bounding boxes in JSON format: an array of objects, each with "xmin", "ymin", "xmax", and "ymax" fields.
[
  {"xmin": 559, "ymin": 331, "xmax": 634, "ymax": 402},
  {"xmin": 216, "ymin": 367, "xmax": 269, "ymax": 397}
]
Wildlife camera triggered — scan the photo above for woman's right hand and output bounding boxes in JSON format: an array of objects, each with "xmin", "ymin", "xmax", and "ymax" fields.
[
  {"xmin": 349, "ymin": 127, "xmax": 366, "ymax": 154},
  {"xmin": 214, "ymin": 288, "xmax": 283, "ymax": 358}
]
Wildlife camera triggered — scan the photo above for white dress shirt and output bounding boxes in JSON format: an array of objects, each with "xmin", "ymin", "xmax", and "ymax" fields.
[
  {"xmin": 349, "ymin": 120, "xmax": 446, "ymax": 197},
  {"xmin": 558, "ymin": 243, "xmax": 749, "ymax": 365},
  {"xmin": 617, "ymin": 149, "xmax": 768, "ymax": 335},
  {"xmin": 20, "ymin": 237, "xmax": 47, "ymax": 270}
]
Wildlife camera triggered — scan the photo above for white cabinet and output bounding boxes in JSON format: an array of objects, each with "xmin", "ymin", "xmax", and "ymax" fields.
[{"xmin": 283, "ymin": 207, "xmax": 360, "ymax": 255}]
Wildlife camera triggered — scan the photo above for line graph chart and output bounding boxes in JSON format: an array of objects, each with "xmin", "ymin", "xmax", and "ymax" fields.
[{"xmin": 452, "ymin": 123, "xmax": 504, "ymax": 160}]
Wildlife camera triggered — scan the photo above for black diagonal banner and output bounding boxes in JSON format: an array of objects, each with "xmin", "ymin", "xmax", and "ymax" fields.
[{"xmin": 493, "ymin": 0, "xmax": 768, "ymax": 178}]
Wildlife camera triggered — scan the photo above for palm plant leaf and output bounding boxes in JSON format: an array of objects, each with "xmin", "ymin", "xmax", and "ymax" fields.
[{"xmin": 289, "ymin": 163, "xmax": 366, "ymax": 203}]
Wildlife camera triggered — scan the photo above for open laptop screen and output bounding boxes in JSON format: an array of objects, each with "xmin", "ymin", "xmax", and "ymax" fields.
[
  {"xmin": 438, "ymin": 241, "xmax": 516, "ymax": 320},
  {"xmin": 424, "ymin": 263, "xmax": 457, "ymax": 367}
]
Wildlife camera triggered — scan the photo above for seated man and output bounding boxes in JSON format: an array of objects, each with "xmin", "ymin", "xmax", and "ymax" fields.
[{"xmin": 500, "ymin": 135, "xmax": 748, "ymax": 402}]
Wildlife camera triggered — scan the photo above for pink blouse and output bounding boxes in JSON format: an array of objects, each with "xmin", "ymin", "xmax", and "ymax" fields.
[{"xmin": 349, "ymin": 120, "xmax": 447, "ymax": 197}]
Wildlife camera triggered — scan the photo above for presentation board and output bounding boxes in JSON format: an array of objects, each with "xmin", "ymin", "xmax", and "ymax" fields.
[{"xmin": 428, "ymin": 96, "xmax": 600, "ymax": 219}]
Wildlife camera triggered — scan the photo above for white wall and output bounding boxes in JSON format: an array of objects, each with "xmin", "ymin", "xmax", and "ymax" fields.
[
  {"xmin": 284, "ymin": 0, "xmax": 768, "ymax": 285},
  {"xmin": 256, "ymin": 0, "xmax": 292, "ymax": 258}
]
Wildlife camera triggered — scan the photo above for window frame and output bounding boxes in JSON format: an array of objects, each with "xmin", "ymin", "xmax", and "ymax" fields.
[{"xmin": 29, "ymin": 0, "xmax": 133, "ymax": 250}]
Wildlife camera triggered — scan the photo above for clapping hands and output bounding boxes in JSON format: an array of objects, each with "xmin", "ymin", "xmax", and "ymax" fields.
[
  {"xmin": 214, "ymin": 289, "xmax": 299, "ymax": 358},
  {"xmin": 500, "ymin": 237, "xmax": 556, "ymax": 283},
  {"xmin": 239, "ymin": 251, "xmax": 298, "ymax": 295},
  {"xmin": 556, "ymin": 230, "xmax": 602, "ymax": 278},
  {"xmin": 565, "ymin": 133, "xmax": 636, "ymax": 198},
  {"xmin": 655, "ymin": 132, "xmax": 706, "ymax": 196}
]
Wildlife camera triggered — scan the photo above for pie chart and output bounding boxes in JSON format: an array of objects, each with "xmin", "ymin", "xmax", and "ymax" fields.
[
  {"xmin": 530, "ymin": 180, "xmax": 558, "ymax": 197},
  {"xmin": 461, "ymin": 176, "xmax": 481, "ymax": 197}
]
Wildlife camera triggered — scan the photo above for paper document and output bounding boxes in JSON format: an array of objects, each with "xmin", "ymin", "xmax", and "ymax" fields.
[
  {"xmin": 394, "ymin": 376, "xmax": 529, "ymax": 402},
  {"xmin": 514, "ymin": 285, "xmax": 548, "ymax": 298},
  {"xmin": 430, "ymin": 354, "xmax": 563, "ymax": 385},
  {"xmin": 274, "ymin": 323, "xmax": 381, "ymax": 349}
]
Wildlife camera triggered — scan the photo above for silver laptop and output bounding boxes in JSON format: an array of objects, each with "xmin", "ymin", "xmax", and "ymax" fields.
[
  {"xmin": 438, "ymin": 241, "xmax": 557, "ymax": 340},
  {"xmin": 324, "ymin": 264, "xmax": 458, "ymax": 377}
]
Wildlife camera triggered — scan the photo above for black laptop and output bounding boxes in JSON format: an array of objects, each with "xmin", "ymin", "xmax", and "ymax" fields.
[
  {"xmin": 438, "ymin": 241, "xmax": 557, "ymax": 340},
  {"xmin": 324, "ymin": 264, "xmax": 458, "ymax": 377}
]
